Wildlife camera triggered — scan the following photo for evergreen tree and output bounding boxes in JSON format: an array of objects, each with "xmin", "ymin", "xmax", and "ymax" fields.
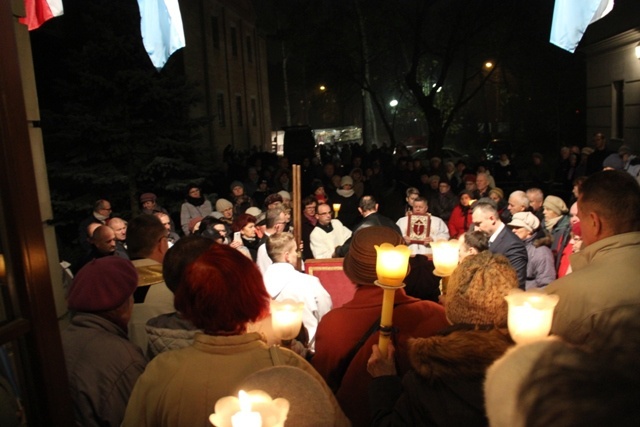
[{"xmin": 35, "ymin": 0, "xmax": 211, "ymax": 256}]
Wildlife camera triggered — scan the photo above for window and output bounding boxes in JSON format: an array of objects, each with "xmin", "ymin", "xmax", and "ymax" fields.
[
  {"xmin": 251, "ymin": 98, "xmax": 257, "ymax": 126},
  {"xmin": 236, "ymin": 95, "xmax": 243, "ymax": 126},
  {"xmin": 246, "ymin": 36, "xmax": 253, "ymax": 63},
  {"xmin": 211, "ymin": 17, "xmax": 220, "ymax": 50},
  {"xmin": 230, "ymin": 27, "xmax": 238, "ymax": 57},
  {"xmin": 612, "ymin": 80, "xmax": 624, "ymax": 139},
  {"xmin": 217, "ymin": 93, "xmax": 225, "ymax": 127}
]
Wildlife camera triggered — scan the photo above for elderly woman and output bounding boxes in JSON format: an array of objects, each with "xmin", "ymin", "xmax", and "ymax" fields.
[
  {"xmin": 542, "ymin": 195, "xmax": 571, "ymax": 270},
  {"xmin": 122, "ymin": 244, "xmax": 349, "ymax": 426},
  {"xmin": 214, "ymin": 198, "xmax": 235, "ymax": 226},
  {"xmin": 180, "ymin": 183, "xmax": 213, "ymax": 236},
  {"xmin": 231, "ymin": 213, "xmax": 260, "ymax": 261},
  {"xmin": 367, "ymin": 251, "xmax": 517, "ymax": 427},
  {"xmin": 507, "ymin": 212, "xmax": 556, "ymax": 290},
  {"xmin": 489, "ymin": 187, "xmax": 510, "ymax": 223}
]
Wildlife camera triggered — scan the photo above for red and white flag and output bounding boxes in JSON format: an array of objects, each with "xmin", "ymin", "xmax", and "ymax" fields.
[{"xmin": 20, "ymin": 0, "xmax": 64, "ymax": 31}]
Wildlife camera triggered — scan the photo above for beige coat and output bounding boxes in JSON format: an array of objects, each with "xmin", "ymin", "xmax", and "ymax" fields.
[
  {"xmin": 122, "ymin": 332, "xmax": 350, "ymax": 427},
  {"xmin": 545, "ymin": 231, "xmax": 640, "ymax": 344}
]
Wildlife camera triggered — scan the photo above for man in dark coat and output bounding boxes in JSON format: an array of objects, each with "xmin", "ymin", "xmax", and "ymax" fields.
[
  {"xmin": 335, "ymin": 195, "xmax": 401, "ymax": 257},
  {"xmin": 472, "ymin": 199, "xmax": 528, "ymax": 289}
]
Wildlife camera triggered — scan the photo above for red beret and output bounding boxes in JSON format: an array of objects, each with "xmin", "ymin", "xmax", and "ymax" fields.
[{"xmin": 67, "ymin": 257, "xmax": 138, "ymax": 312}]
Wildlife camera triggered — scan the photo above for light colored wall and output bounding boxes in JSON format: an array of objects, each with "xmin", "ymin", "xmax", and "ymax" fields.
[
  {"xmin": 181, "ymin": 0, "xmax": 272, "ymax": 163},
  {"xmin": 585, "ymin": 30, "xmax": 640, "ymax": 150}
]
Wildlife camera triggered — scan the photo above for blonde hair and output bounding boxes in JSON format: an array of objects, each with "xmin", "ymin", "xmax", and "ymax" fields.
[{"xmin": 266, "ymin": 232, "xmax": 295, "ymax": 262}]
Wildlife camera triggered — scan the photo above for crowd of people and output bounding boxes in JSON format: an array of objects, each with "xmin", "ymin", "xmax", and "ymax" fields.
[{"xmin": 57, "ymin": 131, "xmax": 640, "ymax": 427}]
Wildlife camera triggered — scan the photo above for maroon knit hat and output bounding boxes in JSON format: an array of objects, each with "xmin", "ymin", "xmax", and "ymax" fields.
[{"xmin": 67, "ymin": 257, "xmax": 138, "ymax": 312}]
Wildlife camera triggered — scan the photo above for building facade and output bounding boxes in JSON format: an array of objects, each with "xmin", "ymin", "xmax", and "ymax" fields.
[
  {"xmin": 181, "ymin": 0, "xmax": 272, "ymax": 157},
  {"xmin": 582, "ymin": 1, "xmax": 640, "ymax": 150}
]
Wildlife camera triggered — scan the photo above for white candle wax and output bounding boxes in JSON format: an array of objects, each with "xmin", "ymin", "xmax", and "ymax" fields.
[{"xmin": 231, "ymin": 391, "xmax": 262, "ymax": 427}]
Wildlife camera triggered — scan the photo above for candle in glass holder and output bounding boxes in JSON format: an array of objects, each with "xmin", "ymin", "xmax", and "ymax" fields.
[
  {"xmin": 431, "ymin": 239, "xmax": 460, "ymax": 277},
  {"xmin": 270, "ymin": 299, "xmax": 304, "ymax": 343},
  {"xmin": 505, "ymin": 290, "xmax": 559, "ymax": 345},
  {"xmin": 210, "ymin": 389, "xmax": 289, "ymax": 427},
  {"xmin": 374, "ymin": 243, "xmax": 411, "ymax": 355},
  {"xmin": 332, "ymin": 203, "xmax": 341, "ymax": 218},
  {"xmin": 375, "ymin": 243, "xmax": 412, "ymax": 287}
]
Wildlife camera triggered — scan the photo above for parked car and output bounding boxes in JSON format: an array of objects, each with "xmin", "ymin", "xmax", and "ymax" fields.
[
  {"xmin": 411, "ymin": 146, "xmax": 470, "ymax": 168},
  {"xmin": 483, "ymin": 139, "xmax": 514, "ymax": 161}
]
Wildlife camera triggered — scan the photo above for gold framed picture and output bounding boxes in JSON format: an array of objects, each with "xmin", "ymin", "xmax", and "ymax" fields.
[{"xmin": 406, "ymin": 213, "xmax": 431, "ymax": 244}]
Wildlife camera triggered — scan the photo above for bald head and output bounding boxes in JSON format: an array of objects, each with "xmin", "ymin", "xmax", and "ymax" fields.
[
  {"xmin": 108, "ymin": 217, "xmax": 127, "ymax": 241},
  {"xmin": 91, "ymin": 225, "xmax": 116, "ymax": 255}
]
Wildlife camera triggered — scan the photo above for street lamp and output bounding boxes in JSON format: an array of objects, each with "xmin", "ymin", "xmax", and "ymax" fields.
[{"xmin": 389, "ymin": 99, "xmax": 399, "ymax": 138}]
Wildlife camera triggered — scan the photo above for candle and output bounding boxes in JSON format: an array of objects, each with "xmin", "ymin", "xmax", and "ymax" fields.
[
  {"xmin": 374, "ymin": 243, "xmax": 411, "ymax": 355},
  {"xmin": 505, "ymin": 291, "xmax": 559, "ymax": 345},
  {"xmin": 431, "ymin": 240, "xmax": 460, "ymax": 277},
  {"xmin": 270, "ymin": 300, "xmax": 304, "ymax": 342},
  {"xmin": 332, "ymin": 203, "xmax": 341, "ymax": 217},
  {"xmin": 231, "ymin": 391, "xmax": 261, "ymax": 427},
  {"xmin": 210, "ymin": 390, "xmax": 289, "ymax": 427},
  {"xmin": 0, "ymin": 254, "xmax": 5, "ymax": 281},
  {"xmin": 375, "ymin": 243, "xmax": 411, "ymax": 287}
]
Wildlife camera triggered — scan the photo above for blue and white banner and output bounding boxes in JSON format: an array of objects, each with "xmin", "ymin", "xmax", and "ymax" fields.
[
  {"xmin": 550, "ymin": 0, "xmax": 614, "ymax": 53},
  {"xmin": 138, "ymin": 0, "xmax": 186, "ymax": 71}
]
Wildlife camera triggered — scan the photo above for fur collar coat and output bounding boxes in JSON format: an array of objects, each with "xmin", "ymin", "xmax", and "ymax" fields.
[{"xmin": 369, "ymin": 326, "xmax": 513, "ymax": 427}]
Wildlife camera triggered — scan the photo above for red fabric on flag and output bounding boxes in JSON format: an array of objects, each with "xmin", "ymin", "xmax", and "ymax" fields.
[{"xmin": 19, "ymin": 0, "xmax": 64, "ymax": 31}]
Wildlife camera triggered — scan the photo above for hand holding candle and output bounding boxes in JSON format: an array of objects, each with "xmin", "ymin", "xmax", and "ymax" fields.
[{"xmin": 374, "ymin": 243, "xmax": 411, "ymax": 355}]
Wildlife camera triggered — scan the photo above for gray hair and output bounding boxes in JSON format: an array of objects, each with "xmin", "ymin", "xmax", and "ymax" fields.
[{"xmin": 509, "ymin": 190, "xmax": 530, "ymax": 209}]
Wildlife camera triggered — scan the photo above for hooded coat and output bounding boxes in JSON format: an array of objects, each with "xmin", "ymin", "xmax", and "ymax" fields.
[{"xmin": 369, "ymin": 327, "xmax": 512, "ymax": 427}]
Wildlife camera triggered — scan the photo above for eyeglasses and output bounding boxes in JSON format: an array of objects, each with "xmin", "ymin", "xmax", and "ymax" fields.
[{"xmin": 317, "ymin": 211, "xmax": 332, "ymax": 216}]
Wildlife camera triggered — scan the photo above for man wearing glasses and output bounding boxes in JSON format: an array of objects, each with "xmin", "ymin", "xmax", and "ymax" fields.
[
  {"xmin": 78, "ymin": 199, "xmax": 113, "ymax": 251},
  {"xmin": 310, "ymin": 203, "xmax": 352, "ymax": 259}
]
